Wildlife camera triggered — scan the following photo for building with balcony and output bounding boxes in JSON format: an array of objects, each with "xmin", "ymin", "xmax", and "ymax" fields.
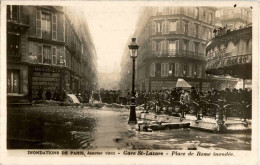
[
  {"xmin": 7, "ymin": 5, "xmax": 97, "ymax": 101},
  {"xmin": 121, "ymin": 6, "xmax": 238, "ymax": 92},
  {"xmin": 206, "ymin": 25, "xmax": 252, "ymax": 86},
  {"xmin": 215, "ymin": 7, "xmax": 252, "ymax": 29},
  {"xmin": 207, "ymin": 7, "xmax": 252, "ymax": 89}
]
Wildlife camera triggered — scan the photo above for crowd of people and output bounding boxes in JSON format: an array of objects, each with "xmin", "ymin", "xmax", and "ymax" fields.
[
  {"xmin": 41, "ymin": 86, "xmax": 252, "ymax": 113},
  {"xmin": 98, "ymin": 87, "xmax": 252, "ymax": 106}
]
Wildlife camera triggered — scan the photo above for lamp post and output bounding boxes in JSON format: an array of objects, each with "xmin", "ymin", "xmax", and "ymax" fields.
[{"xmin": 128, "ymin": 38, "xmax": 139, "ymax": 124}]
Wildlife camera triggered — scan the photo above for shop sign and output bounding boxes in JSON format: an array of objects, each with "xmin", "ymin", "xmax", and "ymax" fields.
[
  {"xmin": 33, "ymin": 66, "xmax": 60, "ymax": 73},
  {"xmin": 207, "ymin": 54, "xmax": 252, "ymax": 69}
]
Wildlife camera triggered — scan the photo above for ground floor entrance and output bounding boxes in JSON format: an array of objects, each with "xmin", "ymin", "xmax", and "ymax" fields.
[{"xmin": 7, "ymin": 70, "xmax": 20, "ymax": 94}]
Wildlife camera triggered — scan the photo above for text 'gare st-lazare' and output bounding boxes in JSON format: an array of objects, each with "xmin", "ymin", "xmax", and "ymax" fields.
[{"xmin": 6, "ymin": 4, "xmax": 253, "ymax": 154}]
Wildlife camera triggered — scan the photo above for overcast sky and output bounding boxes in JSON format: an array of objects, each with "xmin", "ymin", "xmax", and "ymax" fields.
[{"xmin": 82, "ymin": 4, "xmax": 141, "ymax": 73}]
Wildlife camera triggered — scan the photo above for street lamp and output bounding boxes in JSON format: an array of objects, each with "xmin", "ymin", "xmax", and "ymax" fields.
[{"xmin": 128, "ymin": 38, "xmax": 139, "ymax": 124}]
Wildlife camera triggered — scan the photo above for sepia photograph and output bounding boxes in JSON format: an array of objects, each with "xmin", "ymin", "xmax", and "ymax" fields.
[{"xmin": 0, "ymin": 1, "xmax": 259, "ymax": 165}]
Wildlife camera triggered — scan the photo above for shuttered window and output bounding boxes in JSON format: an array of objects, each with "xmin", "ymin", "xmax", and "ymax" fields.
[
  {"xmin": 37, "ymin": 45, "xmax": 43, "ymax": 63},
  {"xmin": 52, "ymin": 47, "xmax": 57, "ymax": 65},
  {"xmin": 152, "ymin": 22, "xmax": 156, "ymax": 35},
  {"xmin": 175, "ymin": 63, "xmax": 179, "ymax": 77},
  {"xmin": 188, "ymin": 64, "xmax": 193, "ymax": 77},
  {"xmin": 152, "ymin": 40, "xmax": 156, "ymax": 51},
  {"xmin": 52, "ymin": 14, "xmax": 57, "ymax": 40},
  {"xmin": 36, "ymin": 11, "xmax": 42, "ymax": 38},
  {"xmin": 150, "ymin": 63, "xmax": 155, "ymax": 77},
  {"xmin": 161, "ymin": 63, "xmax": 169, "ymax": 77},
  {"xmin": 198, "ymin": 66, "xmax": 202, "ymax": 78}
]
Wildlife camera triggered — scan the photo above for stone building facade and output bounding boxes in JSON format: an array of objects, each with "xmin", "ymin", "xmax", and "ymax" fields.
[
  {"xmin": 7, "ymin": 5, "xmax": 97, "ymax": 101},
  {"xmin": 121, "ymin": 6, "xmax": 238, "ymax": 92},
  {"xmin": 215, "ymin": 7, "xmax": 252, "ymax": 29}
]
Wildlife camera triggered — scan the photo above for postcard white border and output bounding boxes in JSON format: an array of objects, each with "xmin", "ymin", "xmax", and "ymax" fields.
[{"xmin": 0, "ymin": 1, "xmax": 258, "ymax": 165}]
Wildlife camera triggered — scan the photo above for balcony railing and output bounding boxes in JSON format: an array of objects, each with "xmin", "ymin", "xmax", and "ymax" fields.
[
  {"xmin": 42, "ymin": 31, "xmax": 52, "ymax": 40},
  {"xmin": 145, "ymin": 50, "xmax": 206, "ymax": 60},
  {"xmin": 7, "ymin": 13, "xmax": 30, "ymax": 25}
]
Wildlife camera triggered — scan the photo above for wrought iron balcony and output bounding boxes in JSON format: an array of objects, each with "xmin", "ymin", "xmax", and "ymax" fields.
[
  {"xmin": 142, "ymin": 50, "xmax": 206, "ymax": 61},
  {"xmin": 42, "ymin": 31, "xmax": 52, "ymax": 40},
  {"xmin": 7, "ymin": 13, "xmax": 30, "ymax": 26}
]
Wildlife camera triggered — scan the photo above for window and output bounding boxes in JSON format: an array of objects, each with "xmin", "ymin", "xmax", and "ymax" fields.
[
  {"xmin": 198, "ymin": 66, "xmax": 202, "ymax": 78},
  {"xmin": 216, "ymin": 11, "xmax": 220, "ymax": 17},
  {"xmin": 175, "ymin": 63, "xmax": 179, "ymax": 77},
  {"xmin": 188, "ymin": 64, "xmax": 193, "ymax": 77},
  {"xmin": 7, "ymin": 5, "xmax": 19, "ymax": 21},
  {"xmin": 195, "ymin": 25, "xmax": 199, "ymax": 37},
  {"xmin": 156, "ymin": 22, "xmax": 162, "ymax": 33},
  {"xmin": 150, "ymin": 63, "xmax": 155, "ymax": 77},
  {"xmin": 155, "ymin": 63, "xmax": 161, "ymax": 77},
  {"xmin": 183, "ymin": 40, "xmax": 188, "ymax": 52},
  {"xmin": 209, "ymin": 13, "xmax": 213, "ymax": 23},
  {"xmin": 37, "ymin": 45, "xmax": 43, "ymax": 63},
  {"xmin": 194, "ymin": 65, "xmax": 197, "ymax": 76},
  {"xmin": 168, "ymin": 40, "xmax": 176, "ymax": 55},
  {"xmin": 161, "ymin": 63, "xmax": 169, "ymax": 77},
  {"xmin": 52, "ymin": 14, "xmax": 57, "ymax": 40},
  {"xmin": 203, "ymin": 27, "xmax": 207, "ymax": 40},
  {"xmin": 36, "ymin": 11, "xmax": 42, "ymax": 38},
  {"xmin": 156, "ymin": 41, "xmax": 161, "ymax": 51},
  {"xmin": 195, "ymin": 7, "xmax": 199, "ymax": 18},
  {"xmin": 7, "ymin": 34, "xmax": 20, "ymax": 56},
  {"xmin": 195, "ymin": 43, "xmax": 199, "ymax": 55},
  {"xmin": 169, "ymin": 21, "xmax": 177, "ymax": 32},
  {"xmin": 183, "ymin": 64, "xmax": 187, "ymax": 75},
  {"xmin": 42, "ymin": 12, "xmax": 51, "ymax": 39},
  {"xmin": 203, "ymin": 11, "xmax": 206, "ymax": 20},
  {"xmin": 52, "ymin": 47, "xmax": 57, "ymax": 65},
  {"xmin": 184, "ymin": 21, "xmax": 188, "ymax": 34},
  {"xmin": 208, "ymin": 30, "xmax": 212, "ymax": 40},
  {"xmin": 169, "ymin": 63, "xmax": 174, "ymax": 76},
  {"xmin": 162, "ymin": 21, "xmax": 169, "ymax": 34},
  {"xmin": 63, "ymin": 48, "xmax": 66, "ymax": 66},
  {"xmin": 43, "ymin": 46, "xmax": 51, "ymax": 64}
]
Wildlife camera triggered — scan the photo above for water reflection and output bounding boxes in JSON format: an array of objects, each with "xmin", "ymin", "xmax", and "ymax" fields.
[{"xmin": 7, "ymin": 106, "xmax": 251, "ymax": 150}]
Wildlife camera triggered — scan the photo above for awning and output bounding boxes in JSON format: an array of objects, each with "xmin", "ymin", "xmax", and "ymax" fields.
[{"xmin": 176, "ymin": 78, "xmax": 191, "ymax": 88}]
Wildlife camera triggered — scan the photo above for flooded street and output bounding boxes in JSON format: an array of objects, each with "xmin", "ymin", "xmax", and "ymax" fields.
[{"xmin": 7, "ymin": 105, "xmax": 251, "ymax": 150}]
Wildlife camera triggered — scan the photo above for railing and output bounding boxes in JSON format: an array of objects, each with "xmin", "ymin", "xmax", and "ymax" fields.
[
  {"xmin": 147, "ymin": 50, "xmax": 205, "ymax": 60},
  {"xmin": 144, "ymin": 98, "xmax": 252, "ymax": 122},
  {"xmin": 7, "ymin": 13, "xmax": 30, "ymax": 25},
  {"xmin": 42, "ymin": 31, "xmax": 52, "ymax": 40}
]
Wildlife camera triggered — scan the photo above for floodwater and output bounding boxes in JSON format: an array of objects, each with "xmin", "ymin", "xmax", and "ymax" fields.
[{"xmin": 7, "ymin": 105, "xmax": 251, "ymax": 150}]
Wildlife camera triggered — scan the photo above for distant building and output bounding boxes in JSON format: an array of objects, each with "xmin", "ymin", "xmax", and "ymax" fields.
[
  {"xmin": 215, "ymin": 7, "xmax": 252, "ymax": 29},
  {"xmin": 121, "ymin": 6, "xmax": 238, "ymax": 92},
  {"xmin": 98, "ymin": 71, "xmax": 120, "ymax": 90},
  {"xmin": 120, "ymin": 37, "xmax": 133, "ymax": 91},
  {"xmin": 7, "ymin": 5, "xmax": 97, "ymax": 101}
]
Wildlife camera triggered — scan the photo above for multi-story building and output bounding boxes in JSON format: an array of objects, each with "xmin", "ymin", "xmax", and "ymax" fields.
[
  {"xmin": 206, "ymin": 8, "xmax": 252, "ymax": 89},
  {"xmin": 121, "ymin": 6, "xmax": 238, "ymax": 92},
  {"xmin": 7, "ymin": 5, "xmax": 97, "ymax": 101},
  {"xmin": 215, "ymin": 7, "xmax": 252, "ymax": 29}
]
